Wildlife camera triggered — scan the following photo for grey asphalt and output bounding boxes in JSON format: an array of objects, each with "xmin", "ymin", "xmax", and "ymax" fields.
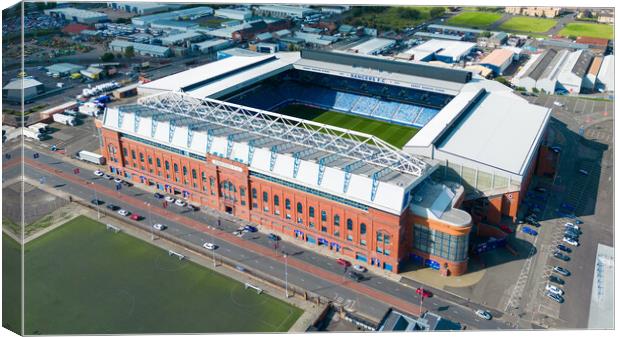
[{"xmin": 4, "ymin": 145, "xmax": 513, "ymax": 330}]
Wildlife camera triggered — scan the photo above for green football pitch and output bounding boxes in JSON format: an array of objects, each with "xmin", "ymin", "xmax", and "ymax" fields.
[
  {"xmin": 2, "ymin": 234, "xmax": 21, "ymax": 335},
  {"xmin": 276, "ymin": 104, "xmax": 419, "ymax": 149},
  {"xmin": 14, "ymin": 216, "xmax": 302, "ymax": 334}
]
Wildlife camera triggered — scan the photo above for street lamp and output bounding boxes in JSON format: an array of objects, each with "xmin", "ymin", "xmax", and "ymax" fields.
[
  {"xmin": 145, "ymin": 202, "xmax": 153, "ymax": 240},
  {"xmin": 284, "ymin": 253, "xmax": 289, "ymax": 298},
  {"xmin": 89, "ymin": 182, "xmax": 100, "ymax": 220}
]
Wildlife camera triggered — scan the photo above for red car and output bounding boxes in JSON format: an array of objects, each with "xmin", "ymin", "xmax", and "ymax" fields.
[
  {"xmin": 416, "ymin": 288, "xmax": 432, "ymax": 298},
  {"xmin": 336, "ymin": 258, "xmax": 351, "ymax": 267},
  {"xmin": 129, "ymin": 214, "xmax": 142, "ymax": 221},
  {"xmin": 499, "ymin": 225, "xmax": 513, "ymax": 234}
]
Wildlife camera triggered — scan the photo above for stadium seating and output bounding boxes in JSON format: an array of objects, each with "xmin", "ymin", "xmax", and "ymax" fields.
[
  {"xmin": 350, "ymin": 96, "xmax": 379, "ymax": 116},
  {"xmin": 372, "ymin": 101, "xmax": 401, "ymax": 121},
  {"xmin": 413, "ymin": 107, "xmax": 440, "ymax": 127}
]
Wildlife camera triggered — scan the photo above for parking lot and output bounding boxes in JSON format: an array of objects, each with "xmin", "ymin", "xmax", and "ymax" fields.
[
  {"xmin": 37, "ymin": 115, "xmax": 102, "ymax": 156},
  {"xmin": 528, "ymin": 94, "xmax": 612, "ymax": 118}
]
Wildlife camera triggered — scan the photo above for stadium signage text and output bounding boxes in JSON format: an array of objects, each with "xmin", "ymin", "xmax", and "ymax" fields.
[
  {"xmin": 349, "ymin": 73, "xmax": 387, "ymax": 84},
  {"xmin": 212, "ymin": 159, "xmax": 243, "ymax": 173}
]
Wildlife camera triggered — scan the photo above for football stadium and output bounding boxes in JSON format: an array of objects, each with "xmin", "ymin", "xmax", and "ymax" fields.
[{"xmin": 98, "ymin": 49, "xmax": 552, "ymax": 275}]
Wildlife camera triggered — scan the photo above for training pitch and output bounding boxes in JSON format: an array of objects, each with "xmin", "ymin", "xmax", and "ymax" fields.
[
  {"xmin": 446, "ymin": 11, "xmax": 503, "ymax": 28},
  {"xmin": 277, "ymin": 104, "xmax": 419, "ymax": 149},
  {"xmin": 558, "ymin": 22, "xmax": 613, "ymax": 40},
  {"xmin": 499, "ymin": 16, "xmax": 557, "ymax": 33},
  {"xmin": 21, "ymin": 216, "xmax": 302, "ymax": 334},
  {"xmin": 2, "ymin": 234, "xmax": 21, "ymax": 335}
]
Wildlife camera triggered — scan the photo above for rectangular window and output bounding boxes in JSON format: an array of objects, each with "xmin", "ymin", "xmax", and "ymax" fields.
[
  {"xmin": 384, "ymin": 249, "xmax": 390, "ymax": 256},
  {"xmin": 131, "ymin": 150, "xmax": 136, "ymax": 160},
  {"xmin": 360, "ymin": 239, "xmax": 367, "ymax": 246},
  {"xmin": 263, "ymin": 191, "xmax": 268, "ymax": 203},
  {"xmin": 286, "ymin": 213, "xmax": 291, "ymax": 220},
  {"xmin": 240, "ymin": 188, "xmax": 245, "ymax": 196},
  {"xmin": 321, "ymin": 226, "xmax": 327, "ymax": 233},
  {"xmin": 156, "ymin": 158, "xmax": 161, "ymax": 167},
  {"xmin": 275, "ymin": 209, "xmax": 280, "ymax": 215},
  {"xmin": 334, "ymin": 230, "xmax": 340, "ymax": 237},
  {"xmin": 139, "ymin": 153, "xmax": 144, "ymax": 162},
  {"xmin": 347, "ymin": 234, "xmax": 353, "ymax": 241},
  {"xmin": 309, "ymin": 207, "xmax": 315, "ymax": 218},
  {"xmin": 123, "ymin": 148, "xmax": 128, "ymax": 157},
  {"xmin": 309, "ymin": 222, "xmax": 315, "ymax": 229},
  {"xmin": 148, "ymin": 156, "xmax": 152, "ymax": 165}
]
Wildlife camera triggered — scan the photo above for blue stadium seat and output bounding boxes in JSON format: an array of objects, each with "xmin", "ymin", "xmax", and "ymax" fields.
[
  {"xmin": 372, "ymin": 101, "xmax": 401, "ymax": 121},
  {"xmin": 351, "ymin": 96, "xmax": 379, "ymax": 116}
]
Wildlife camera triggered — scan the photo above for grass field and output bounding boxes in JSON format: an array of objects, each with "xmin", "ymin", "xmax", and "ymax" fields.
[
  {"xmin": 446, "ymin": 11, "xmax": 502, "ymax": 28},
  {"xmin": 21, "ymin": 216, "xmax": 302, "ymax": 334},
  {"xmin": 499, "ymin": 16, "xmax": 557, "ymax": 33},
  {"xmin": 558, "ymin": 22, "xmax": 613, "ymax": 39},
  {"xmin": 343, "ymin": 7, "xmax": 444, "ymax": 31},
  {"xmin": 277, "ymin": 104, "xmax": 419, "ymax": 149},
  {"xmin": 2, "ymin": 234, "xmax": 22, "ymax": 335}
]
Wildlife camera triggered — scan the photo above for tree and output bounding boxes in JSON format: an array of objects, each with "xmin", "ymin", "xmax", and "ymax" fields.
[
  {"xmin": 101, "ymin": 52, "xmax": 115, "ymax": 62},
  {"xmin": 532, "ymin": 87, "xmax": 539, "ymax": 93},
  {"xmin": 430, "ymin": 7, "xmax": 446, "ymax": 18},
  {"xmin": 480, "ymin": 31, "xmax": 492, "ymax": 38},
  {"xmin": 124, "ymin": 46, "xmax": 135, "ymax": 58},
  {"xmin": 398, "ymin": 8, "xmax": 421, "ymax": 20},
  {"xmin": 494, "ymin": 76, "xmax": 511, "ymax": 88}
]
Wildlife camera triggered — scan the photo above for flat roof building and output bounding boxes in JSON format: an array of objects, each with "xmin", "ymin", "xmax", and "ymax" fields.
[
  {"xmin": 192, "ymin": 39, "xmax": 233, "ymax": 53},
  {"xmin": 132, "ymin": 6, "xmax": 213, "ymax": 26},
  {"xmin": 347, "ymin": 38, "xmax": 396, "ymax": 55},
  {"xmin": 479, "ymin": 48, "xmax": 515, "ymax": 75},
  {"xmin": 46, "ymin": 63, "xmax": 84, "ymax": 77},
  {"xmin": 109, "ymin": 39, "xmax": 172, "ymax": 57},
  {"xmin": 254, "ymin": 4, "xmax": 317, "ymax": 18},
  {"xmin": 401, "ymin": 39, "xmax": 476, "ymax": 63},
  {"xmin": 150, "ymin": 20, "xmax": 199, "ymax": 31},
  {"xmin": 160, "ymin": 31, "xmax": 204, "ymax": 46},
  {"xmin": 44, "ymin": 7, "xmax": 108, "ymax": 24},
  {"xmin": 3, "ymin": 78, "xmax": 45, "ymax": 101},
  {"xmin": 597, "ymin": 55, "xmax": 614, "ymax": 92},
  {"xmin": 106, "ymin": 2, "xmax": 172, "ymax": 15},
  {"xmin": 214, "ymin": 8, "xmax": 252, "ymax": 21}
]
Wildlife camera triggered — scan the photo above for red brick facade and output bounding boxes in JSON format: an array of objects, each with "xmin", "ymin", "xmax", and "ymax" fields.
[{"xmin": 99, "ymin": 126, "xmax": 475, "ymax": 275}]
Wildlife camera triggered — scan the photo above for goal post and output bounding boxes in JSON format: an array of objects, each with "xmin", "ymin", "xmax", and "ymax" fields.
[{"xmin": 244, "ymin": 282, "xmax": 263, "ymax": 294}]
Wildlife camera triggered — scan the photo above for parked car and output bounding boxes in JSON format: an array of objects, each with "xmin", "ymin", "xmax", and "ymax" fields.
[
  {"xmin": 553, "ymin": 101, "xmax": 564, "ymax": 107},
  {"xmin": 203, "ymin": 242, "xmax": 216, "ymax": 250},
  {"xmin": 564, "ymin": 231, "xmax": 580, "ymax": 240},
  {"xmin": 550, "ymin": 146, "xmax": 562, "ymax": 153},
  {"xmin": 549, "ymin": 275, "xmax": 564, "ymax": 285},
  {"xmin": 353, "ymin": 264, "xmax": 367, "ymax": 272},
  {"xmin": 244, "ymin": 225, "xmax": 258, "ymax": 233},
  {"xmin": 187, "ymin": 204, "xmax": 199, "ymax": 211},
  {"xmin": 129, "ymin": 214, "xmax": 142, "ymax": 221},
  {"xmin": 118, "ymin": 209, "xmax": 130, "ymax": 216},
  {"xmin": 346, "ymin": 271, "xmax": 363, "ymax": 282},
  {"xmin": 268, "ymin": 233, "xmax": 280, "ymax": 241},
  {"xmin": 563, "ymin": 237, "xmax": 579, "ymax": 246},
  {"xmin": 546, "ymin": 291, "xmax": 565, "ymax": 303},
  {"xmin": 94, "ymin": 170, "xmax": 104, "ymax": 176},
  {"xmin": 114, "ymin": 178, "xmax": 123, "ymax": 184},
  {"xmin": 564, "ymin": 222, "xmax": 580, "ymax": 231},
  {"xmin": 416, "ymin": 288, "xmax": 433, "ymax": 298},
  {"xmin": 553, "ymin": 266, "xmax": 571, "ymax": 277},
  {"xmin": 556, "ymin": 244, "xmax": 572, "ymax": 253},
  {"xmin": 90, "ymin": 199, "xmax": 104, "ymax": 205},
  {"xmin": 522, "ymin": 227, "xmax": 538, "ymax": 236},
  {"xmin": 545, "ymin": 284, "xmax": 564, "ymax": 296},
  {"xmin": 578, "ymin": 169, "xmax": 589, "ymax": 175},
  {"xmin": 174, "ymin": 199, "xmax": 187, "ymax": 207},
  {"xmin": 106, "ymin": 204, "xmax": 119, "ymax": 211},
  {"xmin": 153, "ymin": 193, "xmax": 164, "ymax": 199},
  {"xmin": 336, "ymin": 258, "xmax": 351, "ymax": 267},
  {"xmin": 499, "ymin": 225, "xmax": 513, "ymax": 234},
  {"xmin": 553, "ymin": 251, "xmax": 570, "ymax": 261},
  {"xmin": 104, "ymin": 174, "xmax": 114, "ymax": 180},
  {"xmin": 164, "ymin": 196, "xmax": 175, "ymax": 203},
  {"xmin": 475, "ymin": 309, "xmax": 492, "ymax": 320},
  {"xmin": 153, "ymin": 223, "xmax": 166, "ymax": 231},
  {"xmin": 574, "ymin": 219, "xmax": 584, "ymax": 225}
]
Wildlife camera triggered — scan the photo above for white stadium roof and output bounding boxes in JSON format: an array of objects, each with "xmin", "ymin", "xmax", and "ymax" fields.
[{"xmin": 104, "ymin": 92, "xmax": 436, "ymax": 215}]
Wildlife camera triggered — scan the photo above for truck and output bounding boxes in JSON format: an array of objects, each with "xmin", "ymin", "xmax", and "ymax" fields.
[
  {"xmin": 78, "ymin": 102, "xmax": 100, "ymax": 116},
  {"xmin": 28, "ymin": 123, "xmax": 49, "ymax": 134},
  {"xmin": 76, "ymin": 150, "xmax": 105, "ymax": 165},
  {"xmin": 53, "ymin": 113, "xmax": 77, "ymax": 126},
  {"xmin": 21, "ymin": 127, "xmax": 44, "ymax": 141}
]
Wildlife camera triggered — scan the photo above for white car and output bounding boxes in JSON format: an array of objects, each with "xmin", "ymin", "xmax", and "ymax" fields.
[
  {"xmin": 164, "ymin": 196, "xmax": 175, "ymax": 203},
  {"xmin": 175, "ymin": 199, "xmax": 187, "ymax": 207},
  {"xmin": 553, "ymin": 101, "xmax": 564, "ymax": 107},
  {"xmin": 117, "ymin": 209, "xmax": 130, "ymax": 216},
  {"xmin": 153, "ymin": 223, "xmax": 166, "ymax": 231},
  {"xmin": 94, "ymin": 170, "xmax": 104, "ymax": 176},
  {"xmin": 563, "ymin": 237, "xmax": 579, "ymax": 246},
  {"xmin": 353, "ymin": 264, "xmax": 367, "ymax": 272},
  {"xmin": 564, "ymin": 222, "xmax": 580, "ymax": 231},
  {"xmin": 545, "ymin": 284, "xmax": 564, "ymax": 296},
  {"xmin": 203, "ymin": 242, "xmax": 216, "ymax": 250},
  {"xmin": 104, "ymin": 174, "xmax": 114, "ymax": 180},
  {"xmin": 114, "ymin": 178, "xmax": 123, "ymax": 184},
  {"xmin": 578, "ymin": 169, "xmax": 589, "ymax": 175},
  {"xmin": 475, "ymin": 309, "xmax": 492, "ymax": 320}
]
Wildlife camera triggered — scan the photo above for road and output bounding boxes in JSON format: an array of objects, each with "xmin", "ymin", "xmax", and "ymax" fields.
[{"xmin": 3, "ymin": 143, "xmax": 513, "ymax": 330}]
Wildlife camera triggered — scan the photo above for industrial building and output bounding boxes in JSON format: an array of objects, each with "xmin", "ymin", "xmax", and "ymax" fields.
[
  {"xmin": 131, "ymin": 6, "xmax": 213, "ymax": 26},
  {"xmin": 44, "ymin": 7, "xmax": 108, "ymax": 24},
  {"xmin": 426, "ymin": 25, "xmax": 483, "ymax": 40},
  {"xmin": 2, "ymin": 78, "xmax": 45, "ymax": 101},
  {"xmin": 479, "ymin": 48, "xmax": 515, "ymax": 75},
  {"xmin": 106, "ymin": 2, "xmax": 173, "ymax": 15},
  {"xmin": 192, "ymin": 39, "xmax": 233, "ymax": 54},
  {"xmin": 512, "ymin": 49, "xmax": 595, "ymax": 94},
  {"xmin": 160, "ymin": 31, "xmax": 204, "ymax": 46},
  {"xmin": 254, "ymin": 4, "xmax": 317, "ymax": 18},
  {"xmin": 46, "ymin": 63, "xmax": 84, "ymax": 77},
  {"xmin": 98, "ymin": 49, "xmax": 551, "ymax": 277},
  {"xmin": 505, "ymin": 7, "xmax": 564, "ymax": 18},
  {"xmin": 214, "ymin": 8, "xmax": 252, "ymax": 21},
  {"xmin": 109, "ymin": 39, "xmax": 172, "ymax": 57},
  {"xmin": 150, "ymin": 20, "xmax": 199, "ymax": 31},
  {"xmin": 596, "ymin": 55, "xmax": 614, "ymax": 92},
  {"xmin": 347, "ymin": 38, "xmax": 396, "ymax": 55},
  {"xmin": 398, "ymin": 39, "xmax": 476, "ymax": 63}
]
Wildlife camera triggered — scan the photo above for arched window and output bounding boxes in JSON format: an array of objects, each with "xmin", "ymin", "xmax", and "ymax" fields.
[
  {"xmin": 297, "ymin": 202, "xmax": 303, "ymax": 214},
  {"xmin": 360, "ymin": 223, "xmax": 367, "ymax": 235},
  {"xmin": 263, "ymin": 191, "xmax": 269, "ymax": 202},
  {"xmin": 347, "ymin": 219, "xmax": 353, "ymax": 231},
  {"xmin": 251, "ymin": 188, "xmax": 257, "ymax": 198},
  {"xmin": 274, "ymin": 195, "xmax": 280, "ymax": 206},
  {"xmin": 321, "ymin": 210, "xmax": 327, "ymax": 222},
  {"xmin": 173, "ymin": 163, "xmax": 178, "ymax": 172},
  {"xmin": 156, "ymin": 158, "xmax": 161, "ymax": 167},
  {"xmin": 309, "ymin": 207, "xmax": 315, "ymax": 218},
  {"xmin": 165, "ymin": 161, "xmax": 170, "ymax": 170},
  {"xmin": 285, "ymin": 199, "xmax": 291, "ymax": 210},
  {"xmin": 182, "ymin": 166, "xmax": 187, "ymax": 176},
  {"xmin": 334, "ymin": 215, "xmax": 340, "ymax": 226},
  {"xmin": 191, "ymin": 169, "xmax": 197, "ymax": 179}
]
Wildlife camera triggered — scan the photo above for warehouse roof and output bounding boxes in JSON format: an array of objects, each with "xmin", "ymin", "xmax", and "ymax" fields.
[
  {"xmin": 44, "ymin": 7, "xmax": 108, "ymax": 20},
  {"xmin": 348, "ymin": 38, "xmax": 395, "ymax": 55},
  {"xmin": 256, "ymin": 4, "xmax": 316, "ymax": 16},
  {"xmin": 3, "ymin": 78, "xmax": 43, "ymax": 90},
  {"xmin": 151, "ymin": 19, "xmax": 199, "ymax": 29},
  {"xmin": 588, "ymin": 56, "xmax": 603, "ymax": 76},
  {"xmin": 160, "ymin": 31, "xmax": 202, "ymax": 44},
  {"xmin": 404, "ymin": 39, "xmax": 476, "ymax": 61},
  {"xmin": 109, "ymin": 39, "xmax": 171, "ymax": 54},
  {"xmin": 427, "ymin": 24, "xmax": 483, "ymax": 34},
  {"xmin": 45, "ymin": 62, "xmax": 84, "ymax": 74},
  {"xmin": 103, "ymin": 91, "xmax": 435, "ymax": 215},
  {"xmin": 523, "ymin": 49, "xmax": 559, "ymax": 80},
  {"xmin": 571, "ymin": 50, "xmax": 594, "ymax": 78},
  {"xmin": 479, "ymin": 48, "xmax": 514, "ymax": 67},
  {"xmin": 413, "ymin": 32, "xmax": 464, "ymax": 41}
]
